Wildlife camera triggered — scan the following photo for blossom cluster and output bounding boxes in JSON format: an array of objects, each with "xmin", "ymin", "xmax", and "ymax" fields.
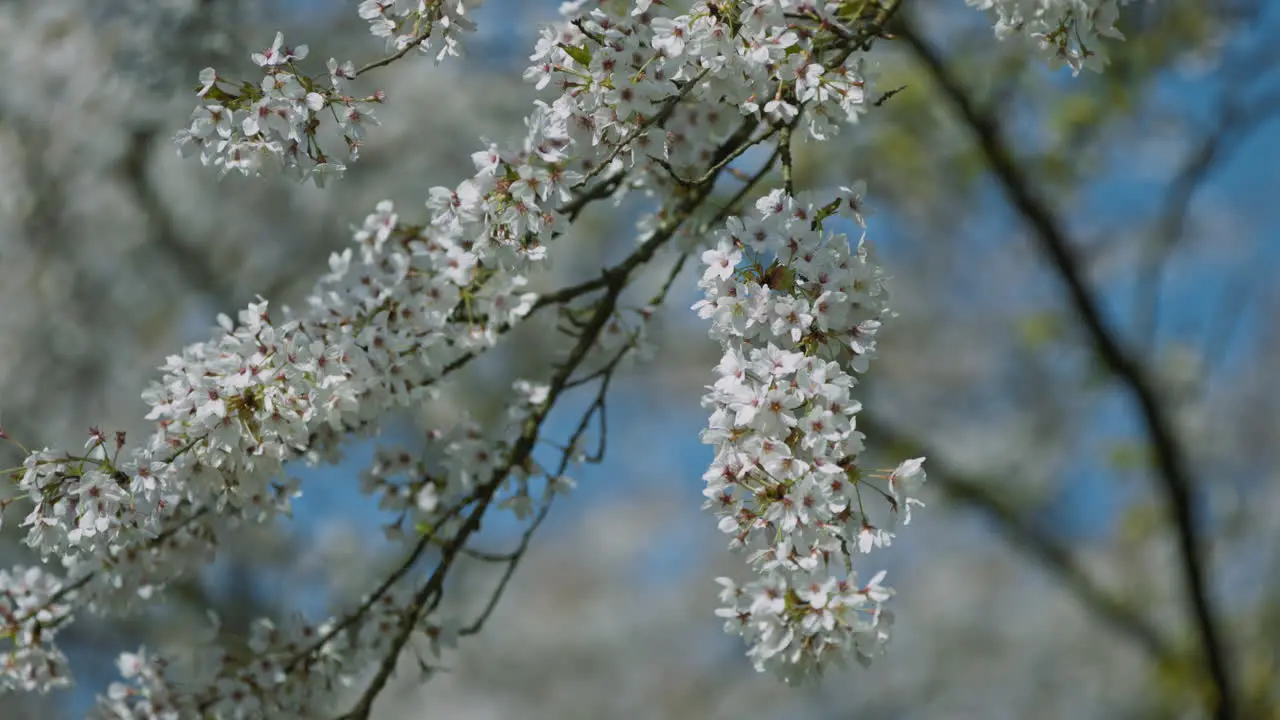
[
  {"xmin": 90, "ymin": 381, "xmax": 557, "ymax": 719},
  {"xmin": 0, "ymin": 0, "xmax": 1137, "ymax": 713},
  {"xmin": 0, "ymin": 567, "xmax": 73, "ymax": 692},
  {"xmin": 695, "ymin": 187, "xmax": 926, "ymax": 680},
  {"xmin": 175, "ymin": 1, "xmax": 490, "ymax": 183},
  {"xmin": 7, "ymin": 42, "xmax": 587, "ymax": 698},
  {"xmin": 174, "ymin": 32, "xmax": 377, "ymax": 184},
  {"xmin": 357, "ymin": 0, "xmax": 484, "ymax": 61},
  {"xmin": 5, "ymin": 184, "xmax": 540, "ymax": 705},
  {"xmin": 6, "ymin": 0, "xmax": 876, "ymax": 705},
  {"xmin": 967, "ymin": 0, "xmax": 1136, "ymax": 74}
]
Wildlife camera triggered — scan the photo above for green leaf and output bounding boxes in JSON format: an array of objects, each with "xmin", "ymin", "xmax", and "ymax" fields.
[
  {"xmin": 1119, "ymin": 503, "xmax": 1162, "ymax": 543},
  {"xmin": 558, "ymin": 42, "xmax": 593, "ymax": 68},
  {"xmin": 1106, "ymin": 441, "xmax": 1150, "ymax": 472},
  {"xmin": 1016, "ymin": 310, "xmax": 1063, "ymax": 349}
]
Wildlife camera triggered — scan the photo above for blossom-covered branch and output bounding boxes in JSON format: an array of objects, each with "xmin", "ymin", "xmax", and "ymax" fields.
[{"xmin": 0, "ymin": 0, "xmax": 1143, "ymax": 715}]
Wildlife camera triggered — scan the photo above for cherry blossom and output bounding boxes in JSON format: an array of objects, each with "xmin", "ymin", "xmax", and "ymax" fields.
[{"xmin": 0, "ymin": 0, "xmax": 1141, "ymax": 712}]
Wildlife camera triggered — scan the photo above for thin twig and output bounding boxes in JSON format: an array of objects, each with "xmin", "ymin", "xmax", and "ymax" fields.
[
  {"xmin": 355, "ymin": 22, "xmax": 436, "ymax": 77},
  {"xmin": 1135, "ymin": 86, "xmax": 1280, "ymax": 350}
]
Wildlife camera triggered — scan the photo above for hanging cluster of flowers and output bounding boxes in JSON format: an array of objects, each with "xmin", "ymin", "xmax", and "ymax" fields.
[
  {"xmin": 695, "ymin": 187, "xmax": 925, "ymax": 681},
  {"xmin": 966, "ymin": 0, "xmax": 1133, "ymax": 74},
  {"xmin": 0, "ymin": 0, "xmax": 1134, "ymax": 715}
]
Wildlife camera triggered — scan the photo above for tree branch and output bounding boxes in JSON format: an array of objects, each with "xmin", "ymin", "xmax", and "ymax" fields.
[
  {"xmin": 1135, "ymin": 85, "xmax": 1280, "ymax": 350},
  {"xmin": 333, "ymin": 111, "xmax": 762, "ymax": 717},
  {"xmin": 898, "ymin": 18, "xmax": 1237, "ymax": 720}
]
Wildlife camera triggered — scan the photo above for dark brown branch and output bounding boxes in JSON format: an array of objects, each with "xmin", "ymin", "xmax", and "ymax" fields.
[
  {"xmin": 898, "ymin": 20, "xmax": 1236, "ymax": 719},
  {"xmin": 334, "ymin": 125, "xmax": 742, "ymax": 720},
  {"xmin": 459, "ymin": 327, "xmax": 632, "ymax": 638},
  {"xmin": 336, "ymin": 212, "xmax": 632, "ymax": 720}
]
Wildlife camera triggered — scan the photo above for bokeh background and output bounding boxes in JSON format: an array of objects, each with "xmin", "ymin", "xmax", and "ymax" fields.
[{"xmin": 1, "ymin": 0, "xmax": 1277, "ymax": 717}]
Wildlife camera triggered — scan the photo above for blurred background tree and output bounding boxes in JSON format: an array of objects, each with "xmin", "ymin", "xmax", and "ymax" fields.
[{"xmin": 0, "ymin": 0, "xmax": 1276, "ymax": 717}]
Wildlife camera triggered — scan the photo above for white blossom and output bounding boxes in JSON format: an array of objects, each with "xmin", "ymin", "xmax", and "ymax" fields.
[{"xmin": 0, "ymin": 0, "xmax": 1137, "ymax": 709}]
